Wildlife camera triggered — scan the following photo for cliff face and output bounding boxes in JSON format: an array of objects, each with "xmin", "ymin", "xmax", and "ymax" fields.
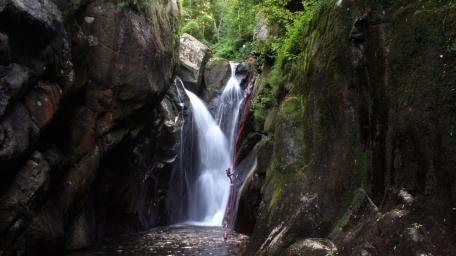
[
  {"xmin": 0, "ymin": 0, "xmax": 180, "ymax": 255},
  {"xmin": 244, "ymin": 0, "xmax": 456, "ymax": 255}
]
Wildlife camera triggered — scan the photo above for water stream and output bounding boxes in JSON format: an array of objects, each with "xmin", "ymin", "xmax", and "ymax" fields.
[
  {"xmin": 184, "ymin": 88, "xmax": 231, "ymax": 225},
  {"xmin": 169, "ymin": 63, "xmax": 245, "ymax": 226}
]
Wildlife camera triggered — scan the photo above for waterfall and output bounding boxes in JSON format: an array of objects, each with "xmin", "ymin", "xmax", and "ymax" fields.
[
  {"xmin": 169, "ymin": 63, "xmax": 245, "ymax": 226},
  {"xmin": 216, "ymin": 62, "xmax": 245, "ymax": 160},
  {"xmin": 184, "ymin": 89, "xmax": 231, "ymax": 225}
]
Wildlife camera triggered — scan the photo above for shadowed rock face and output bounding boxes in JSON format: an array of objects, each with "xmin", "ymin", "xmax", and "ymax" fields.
[
  {"xmin": 0, "ymin": 0, "xmax": 63, "ymax": 52},
  {"xmin": 0, "ymin": 0, "xmax": 180, "ymax": 255},
  {"xmin": 240, "ymin": 0, "xmax": 456, "ymax": 255}
]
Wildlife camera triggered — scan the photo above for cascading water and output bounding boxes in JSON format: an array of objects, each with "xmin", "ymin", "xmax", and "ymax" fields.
[
  {"xmin": 216, "ymin": 62, "xmax": 245, "ymax": 160},
  {"xmin": 169, "ymin": 63, "xmax": 245, "ymax": 226},
  {"xmin": 184, "ymin": 89, "xmax": 231, "ymax": 225}
]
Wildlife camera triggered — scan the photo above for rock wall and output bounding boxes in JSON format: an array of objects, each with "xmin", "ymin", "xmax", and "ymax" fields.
[
  {"xmin": 242, "ymin": 1, "xmax": 456, "ymax": 255},
  {"xmin": 0, "ymin": 0, "xmax": 180, "ymax": 255}
]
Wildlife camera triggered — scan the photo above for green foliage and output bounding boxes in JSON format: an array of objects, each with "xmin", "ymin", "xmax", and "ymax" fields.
[
  {"xmin": 179, "ymin": 0, "xmax": 324, "ymax": 59},
  {"xmin": 250, "ymin": 1, "xmax": 326, "ymax": 129},
  {"xmin": 179, "ymin": 0, "xmax": 259, "ymax": 58},
  {"xmin": 448, "ymin": 40, "xmax": 456, "ymax": 53},
  {"xmin": 181, "ymin": 20, "xmax": 204, "ymax": 40},
  {"xmin": 252, "ymin": 82, "xmax": 275, "ymax": 125}
]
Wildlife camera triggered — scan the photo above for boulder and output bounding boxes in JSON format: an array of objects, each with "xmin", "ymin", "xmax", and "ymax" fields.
[
  {"xmin": 0, "ymin": 32, "xmax": 11, "ymax": 64},
  {"xmin": 254, "ymin": 12, "xmax": 269, "ymax": 42},
  {"xmin": 204, "ymin": 60, "xmax": 230, "ymax": 95},
  {"xmin": 68, "ymin": 107, "xmax": 96, "ymax": 161},
  {"xmin": 203, "ymin": 59, "xmax": 231, "ymax": 113},
  {"xmin": 0, "ymin": 63, "xmax": 36, "ymax": 117},
  {"xmin": 0, "ymin": 104, "xmax": 39, "ymax": 170},
  {"xmin": 50, "ymin": 0, "xmax": 88, "ymax": 19},
  {"xmin": 177, "ymin": 33, "xmax": 210, "ymax": 94},
  {"xmin": 0, "ymin": 0, "xmax": 63, "ymax": 52},
  {"xmin": 24, "ymin": 81, "xmax": 62, "ymax": 129},
  {"xmin": 0, "ymin": 151, "xmax": 51, "ymax": 250},
  {"xmin": 284, "ymin": 239, "xmax": 338, "ymax": 256},
  {"xmin": 236, "ymin": 61, "xmax": 250, "ymax": 77},
  {"xmin": 65, "ymin": 203, "xmax": 96, "ymax": 250},
  {"xmin": 61, "ymin": 146, "xmax": 100, "ymax": 217}
]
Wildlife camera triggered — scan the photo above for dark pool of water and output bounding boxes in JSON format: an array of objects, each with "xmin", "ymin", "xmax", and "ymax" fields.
[{"xmin": 67, "ymin": 226, "xmax": 249, "ymax": 256}]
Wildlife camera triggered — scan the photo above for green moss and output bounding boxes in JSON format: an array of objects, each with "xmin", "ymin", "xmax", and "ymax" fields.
[
  {"xmin": 46, "ymin": 4, "xmax": 57, "ymax": 21},
  {"xmin": 261, "ymin": 133, "xmax": 273, "ymax": 143},
  {"xmin": 269, "ymin": 185, "xmax": 283, "ymax": 209},
  {"xmin": 267, "ymin": 164, "xmax": 303, "ymax": 210},
  {"xmin": 329, "ymin": 189, "xmax": 365, "ymax": 238},
  {"xmin": 280, "ymin": 96, "xmax": 301, "ymax": 114},
  {"xmin": 252, "ymin": 81, "xmax": 275, "ymax": 128},
  {"xmin": 265, "ymin": 95, "xmax": 308, "ymax": 211}
]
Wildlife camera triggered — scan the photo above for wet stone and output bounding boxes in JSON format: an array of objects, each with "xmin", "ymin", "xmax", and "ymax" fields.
[{"xmin": 68, "ymin": 226, "xmax": 249, "ymax": 256}]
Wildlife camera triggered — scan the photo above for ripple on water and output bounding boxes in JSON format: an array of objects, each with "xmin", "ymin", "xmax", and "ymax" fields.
[{"xmin": 67, "ymin": 226, "xmax": 249, "ymax": 256}]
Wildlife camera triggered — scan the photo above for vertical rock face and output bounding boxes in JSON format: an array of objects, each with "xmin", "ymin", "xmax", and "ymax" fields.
[
  {"xmin": 0, "ymin": 0, "xmax": 180, "ymax": 255},
  {"xmin": 243, "ymin": 0, "xmax": 456, "ymax": 255}
]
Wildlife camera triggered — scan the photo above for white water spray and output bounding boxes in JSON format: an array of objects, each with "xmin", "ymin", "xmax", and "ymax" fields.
[
  {"xmin": 216, "ymin": 62, "xmax": 245, "ymax": 159},
  {"xmin": 184, "ymin": 88, "xmax": 231, "ymax": 225},
  {"xmin": 172, "ymin": 63, "xmax": 244, "ymax": 226}
]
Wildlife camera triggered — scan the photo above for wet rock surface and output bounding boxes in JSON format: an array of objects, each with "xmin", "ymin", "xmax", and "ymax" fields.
[
  {"xmin": 284, "ymin": 238, "xmax": 338, "ymax": 256},
  {"xmin": 68, "ymin": 226, "xmax": 249, "ymax": 256},
  {"xmin": 0, "ymin": 0, "xmax": 180, "ymax": 255},
  {"xmin": 243, "ymin": 1, "xmax": 456, "ymax": 255}
]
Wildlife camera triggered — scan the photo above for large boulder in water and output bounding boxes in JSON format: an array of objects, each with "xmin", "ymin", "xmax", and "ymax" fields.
[
  {"xmin": 203, "ymin": 59, "xmax": 230, "ymax": 99},
  {"xmin": 177, "ymin": 33, "xmax": 210, "ymax": 95}
]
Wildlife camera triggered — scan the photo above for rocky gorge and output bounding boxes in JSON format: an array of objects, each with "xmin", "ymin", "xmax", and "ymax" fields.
[{"xmin": 0, "ymin": 0, "xmax": 456, "ymax": 256}]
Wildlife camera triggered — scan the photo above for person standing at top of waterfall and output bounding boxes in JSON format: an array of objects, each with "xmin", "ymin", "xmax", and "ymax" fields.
[
  {"xmin": 248, "ymin": 50, "xmax": 259, "ymax": 63},
  {"xmin": 226, "ymin": 168, "xmax": 236, "ymax": 184}
]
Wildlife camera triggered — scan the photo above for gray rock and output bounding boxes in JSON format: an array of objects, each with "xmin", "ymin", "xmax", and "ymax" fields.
[
  {"xmin": 50, "ymin": 0, "xmax": 88, "ymax": 19},
  {"xmin": 177, "ymin": 33, "xmax": 210, "ymax": 94},
  {"xmin": 203, "ymin": 59, "xmax": 230, "ymax": 113},
  {"xmin": 284, "ymin": 238, "xmax": 338, "ymax": 256},
  {"xmin": 254, "ymin": 12, "xmax": 269, "ymax": 42},
  {"xmin": 0, "ymin": 0, "xmax": 63, "ymax": 51},
  {"xmin": 61, "ymin": 146, "xmax": 101, "ymax": 216},
  {"xmin": 0, "ymin": 151, "xmax": 50, "ymax": 240},
  {"xmin": 72, "ymin": 0, "xmax": 179, "ymax": 124},
  {"xmin": 0, "ymin": 32, "xmax": 11, "ymax": 64},
  {"xmin": 0, "ymin": 63, "xmax": 35, "ymax": 117},
  {"xmin": 236, "ymin": 61, "xmax": 249, "ymax": 77},
  {"xmin": 204, "ymin": 59, "xmax": 231, "ymax": 95},
  {"xmin": 451, "ymin": 181, "xmax": 456, "ymax": 204},
  {"xmin": 65, "ymin": 204, "xmax": 96, "ymax": 250},
  {"xmin": 0, "ymin": 104, "xmax": 40, "ymax": 169},
  {"xmin": 24, "ymin": 81, "xmax": 62, "ymax": 129}
]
